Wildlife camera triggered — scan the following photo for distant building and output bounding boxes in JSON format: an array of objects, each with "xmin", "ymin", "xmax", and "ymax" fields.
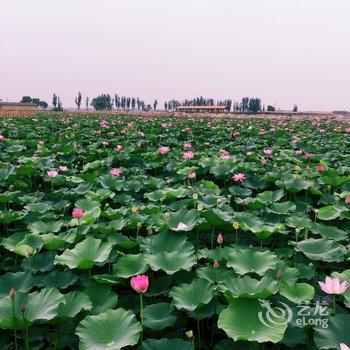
[
  {"xmin": 176, "ymin": 105, "xmax": 230, "ymax": 113},
  {"xmin": 0, "ymin": 102, "xmax": 38, "ymax": 116}
]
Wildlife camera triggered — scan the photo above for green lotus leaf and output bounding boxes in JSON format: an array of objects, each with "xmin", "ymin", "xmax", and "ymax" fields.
[
  {"xmin": 28, "ymin": 220, "xmax": 64, "ymax": 234},
  {"xmin": 220, "ymin": 275, "xmax": 278, "ymax": 300},
  {"xmin": 283, "ymin": 179, "xmax": 313, "ymax": 193},
  {"xmin": 279, "ymin": 283, "xmax": 315, "ymax": 303},
  {"xmin": 244, "ymin": 175, "xmax": 268, "ymax": 190},
  {"xmin": 314, "ymin": 314, "xmax": 350, "ymax": 349},
  {"xmin": 54, "ymin": 236, "xmax": 113, "ymax": 269},
  {"xmin": 24, "ymin": 202, "xmax": 53, "ymax": 213},
  {"xmin": 83, "ymin": 284, "xmax": 118, "ymax": 315},
  {"xmin": 296, "ymin": 238, "xmax": 347, "ymax": 262},
  {"xmin": 0, "ymin": 271, "xmax": 33, "ymax": 297},
  {"xmin": 2, "ymin": 232, "xmax": 43, "ymax": 258},
  {"xmin": 76, "ymin": 309, "xmax": 141, "ymax": 350},
  {"xmin": 141, "ymin": 230, "xmax": 192, "ymax": 253},
  {"xmin": 311, "ymin": 222, "xmax": 348, "ymax": 241},
  {"xmin": 0, "ymin": 190, "xmax": 20, "ymax": 203},
  {"xmin": 256, "ymin": 189, "xmax": 284, "ymax": 204},
  {"xmin": 265, "ymin": 264, "xmax": 300, "ymax": 285},
  {"xmin": 169, "ymin": 278, "xmax": 215, "ymax": 311},
  {"xmin": 57, "ymin": 291, "xmax": 92, "ymax": 318},
  {"xmin": 113, "ymin": 253, "xmax": 149, "ymax": 278},
  {"xmin": 138, "ymin": 338, "xmax": 194, "ymax": 350},
  {"xmin": 143, "ymin": 302, "xmax": 177, "ymax": 330},
  {"xmin": 145, "ymin": 248, "xmax": 196, "ymax": 275},
  {"xmin": 0, "ymin": 288, "xmax": 63, "ymax": 329},
  {"xmin": 267, "ymin": 201, "xmax": 296, "ymax": 215},
  {"xmin": 35, "ymin": 270, "xmax": 78, "ymax": 289},
  {"xmin": 218, "ymin": 298, "xmax": 287, "ymax": 343},
  {"xmin": 40, "ymin": 230, "xmax": 76, "ymax": 250},
  {"xmin": 196, "ymin": 265, "xmax": 234, "ymax": 284},
  {"xmin": 167, "ymin": 208, "xmax": 201, "ymax": 231},
  {"xmin": 202, "ymin": 208, "xmax": 234, "ymax": 227},
  {"xmin": 317, "ymin": 206, "xmax": 341, "ymax": 220},
  {"xmin": 226, "ymin": 248, "xmax": 279, "ymax": 276},
  {"xmin": 285, "ymin": 215, "xmax": 313, "ymax": 229},
  {"xmin": 0, "ymin": 210, "xmax": 25, "ymax": 224}
]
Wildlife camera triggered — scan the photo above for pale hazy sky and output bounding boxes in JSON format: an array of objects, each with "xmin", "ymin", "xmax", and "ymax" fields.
[{"xmin": 1, "ymin": 0, "xmax": 350, "ymax": 111}]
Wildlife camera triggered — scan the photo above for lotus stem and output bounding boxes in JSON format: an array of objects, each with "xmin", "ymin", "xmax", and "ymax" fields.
[
  {"xmin": 11, "ymin": 299, "xmax": 18, "ymax": 350},
  {"xmin": 196, "ymin": 318, "xmax": 201, "ymax": 348},
  {"xmin": 140, "ymin": 293, "xmax": 144, "ymax": 341},
  {"xmin": 333, "ymin": 295, "xmax": 336, "ymax": 315},
  {"xmin": 210, "ymin": 227, "xmax": 215, "ymax": 249},
  {"xmin": 21, "ymin": 310, "xmax": 30, "ymax": 350}
]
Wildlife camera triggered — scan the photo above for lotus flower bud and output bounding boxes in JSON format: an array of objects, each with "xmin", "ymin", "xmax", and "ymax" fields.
[
  {"xmin": 186, "ymin": 330, "xmax": 194, "ymax": 339},
  {"xmin": 147, "ymin": 228, "xmax": 154, "ymax": 235},
  {"xmin": 197, "ymin": 204, "xmax": 204, "ymax": 212},
  {"xmin": 131, "ymin": 206, "xmax": 139, "ymax": 213},
  {"xmin": 217, "ymin": 233, "xmax": 224, "ymax": 245},
  {"xmin": 213, "ymin": 260, "xmax": 220, "ymax": 269},
  {"xmin": 276, "ymin": 269, "xmax": 284, "ymax": 278},
  {"xmin": 130, "ymin": 275, "xmax": 149, "ymax": 293},
  {"xmin": 9, "ymin": 288, "xmax": 16, "ymax": 299},
  {"xmin": 345, "ymin": 196, "xmax": 350, "ymax": 205}
]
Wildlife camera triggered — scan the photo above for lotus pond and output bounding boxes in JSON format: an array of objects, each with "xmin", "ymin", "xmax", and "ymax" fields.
[{"xmin": 1, "ymin": 113, "xmax": 350, "ymax": 350}]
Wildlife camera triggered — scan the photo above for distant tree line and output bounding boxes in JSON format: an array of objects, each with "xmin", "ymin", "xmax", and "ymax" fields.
[
  {"xmin": 20, "ymin": 92, "xmax": 298, "ymax": 113},
  {"xmin": 20, "ymin": 96, "xmax": 48, "ymax": 109}
]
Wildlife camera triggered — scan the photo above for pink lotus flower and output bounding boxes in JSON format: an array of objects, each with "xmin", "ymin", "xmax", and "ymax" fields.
[
  {"xmin": 158, "ymin": 146, "xmax": 170, "ymax": 154},
  {"xmin": 340, "ymin": 344, "xmax": 350, "ymax": 350},
  {"xmin": 187, "ymin": 172, "xmax": 196, "ymax": 179},
  {"xmin": 183, "ymin": 143, "xmax": 192, "ymax": 149},
  {"xmin": 318, "ymin": 276, "xmax": 349, "ymax": 295},
  {"xmin": 345, "ymin": 128, "xmax": 350, "ymax": 135},
  {"xmin": 232, "ymin": 173, "xmax": 246, "ymax": 183},
  {"xmin": 232, "ymin": 131, "xmax": 240, "ymax": 137},
  {"xmin": 47, "ymin": 170, "xmax": 58, "ymax": 178},
  {"xmin": 130, "ymin": 275, "xmax": 149, "ymax": 293},
  {"xmin": 100, "ymin": 121, "xmax": 109, "ymax": 128},
  {"xmin": 263, "ymin": 148, "xmax": 273, "ymax": 155},
  {"xmin": 295, "ymin": 149, "xmax": 303, "ymax": 155},
  {"xmin": 345, "ymin": 196, "xmax": 350, "ymax": 205},
  {"xmin": 110, "ymin": 168, "xmax": 122, "ymax": 176},
  {"xmin": 138, "ymin": 131, "xmax": 145, "ymax": 137},
  {"xmin": 316, "ymin": 165, "xmax": 325, "ymax": 173},
  {"xmin": 182, "ymin": 151, "xmax": 195, "ymax": 159},
  {"xmin": 220, "ymin": 149, "xmax": 230, "ymax": 160},
  {"xmin": 72, "ymin": 208, "xmax": 84, "ymax": 219},
  {"xmin": 59, "ymin": 165, "xmax": 68, "ymax": 172},
  {"xmin": 127, "ymin": 122, "xmax": 133, "ymax": 128},
  {"xmin": 213, "ymin": 260, "xmax": 220, "ymax": 269},
  {"xmin": 261, "ymin": 159, "xmax": 268, "ymax": 165},
  {"xmin": 305, "ymin": 152, "xmax": 313, "ymax": 159},
  {"xmin": 176, "ymin": 222, "xmax": 188, "ymax": 231},
  {"xmin": 217, "ymin": 233, "xmax": 224, "ymax": 244},
  {"xmin": 114, "ymin": 145, "xmax": 123, "ymax": 152},
  {"xmin": 0, "ymin": 135, "xmax": 7, "ymax": 141}
]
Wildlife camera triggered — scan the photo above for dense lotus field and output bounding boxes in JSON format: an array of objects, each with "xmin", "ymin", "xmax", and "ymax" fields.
[{"xmin": 1, "ymin": 113, "xmax": 350, "ymax": 350}]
